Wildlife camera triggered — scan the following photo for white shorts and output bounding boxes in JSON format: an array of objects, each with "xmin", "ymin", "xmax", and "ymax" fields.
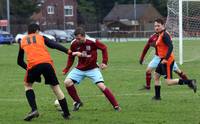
[
  {"xmin": 65, "ymin": 68, "xmax": 104, "ymax": 84},
  {"xmin": 148, "ymin": 55, "xmax": 179, "ymax": 71}
]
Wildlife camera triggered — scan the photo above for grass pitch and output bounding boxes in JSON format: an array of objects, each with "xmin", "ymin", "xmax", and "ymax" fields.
[{"xmin": 0, "ymin": 41, "xmax": 200, "ymax": 124}]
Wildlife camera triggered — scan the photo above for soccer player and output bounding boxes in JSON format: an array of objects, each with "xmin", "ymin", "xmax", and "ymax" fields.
[
  {"xmin": 17, "ymin": 24, "xmax": 71, "ymax": 121},
  {"xmin": 62, "ymin": 27, "xmax": 121, "ymax": 111},
  {"xmin": 152, "ymin": 18, "xmax": 197, "ymax": 100},
  {"xmin": 139, "ymin": 33, "xmax": 188, "ymax": 90}
]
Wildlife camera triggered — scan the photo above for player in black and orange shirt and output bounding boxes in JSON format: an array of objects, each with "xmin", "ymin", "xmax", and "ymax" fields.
[
  {"xmin": 152, "ymin": 18, "xmax": 197, "ymax": 100},
  {"xmin": 139, "ymin": 32, "xmax": 188, "ymax": 90},
  {"xmin": 17, "ymin": 24, "xmax": 71, "ymax": 121}
]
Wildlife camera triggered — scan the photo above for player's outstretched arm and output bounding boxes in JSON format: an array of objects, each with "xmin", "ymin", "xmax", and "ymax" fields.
[
  {"xmin": 139, "ymin": 42, "xmax": 150, "ymax": 65},
  {"xmin": 62, "ymin": 55, "xmax": 75, "ymax": 75},
  {"xmin": 139, "ymin": 33, "xmax": 158, "ymax": 65},
  {"xmin": 44, "ymin": 36, "xmax": 70, "ymax": 54},
  {"xmin": 62, "ymin": 50, "xmax": 75, "ymax": 75}
]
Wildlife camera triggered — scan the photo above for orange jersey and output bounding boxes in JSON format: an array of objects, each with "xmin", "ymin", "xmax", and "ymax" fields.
[
  {"xmin": 156, "ymin": 31, "xmax": 174, "ymax": 61},
  {"xmin": 20, "ymin": 34, "xmax": 52, "ymax": 69}
]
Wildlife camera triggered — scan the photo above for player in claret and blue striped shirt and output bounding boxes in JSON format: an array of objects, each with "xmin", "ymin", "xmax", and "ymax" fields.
[{"xmin": 62, "ymin": 27, "xmax": 121, "ymax": 111}]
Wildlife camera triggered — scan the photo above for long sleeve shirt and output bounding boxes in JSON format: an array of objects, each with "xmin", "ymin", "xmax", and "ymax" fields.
[
  {"xmin": 17, "ymin": 35, "xmax": 69, "ymax": 70},
  {"xmin": 65, "ymin": 37, "xmax": 108, "ymax": 71}
]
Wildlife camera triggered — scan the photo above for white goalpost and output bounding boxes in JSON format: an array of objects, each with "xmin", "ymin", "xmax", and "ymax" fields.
[
  {"xmin": 166, "ymin": 0, "xmax": 200, "ymax": 64},
  {"xmin": 179, "ymin": 0, "xmax": 183, "ymax": 65}
]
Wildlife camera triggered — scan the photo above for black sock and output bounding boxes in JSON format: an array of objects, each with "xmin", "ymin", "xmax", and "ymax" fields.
[
  {"xmin": 155, "ymin": 85, "xmax": 161, "ymax": 98},
  {"xmin": 58, "ymin": 98, "xmax": 70, "ymax": 116},
  {"xmin": 178, "ymin": 79, "xmax": 192, "ymax": 85},
  {"xmin": 25, "ymin": 89, "xmax": 37, "ymax": 111}
]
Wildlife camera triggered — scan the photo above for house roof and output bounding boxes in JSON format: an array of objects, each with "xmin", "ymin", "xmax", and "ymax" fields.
[{"xmin": 104, "ymin": 4, "xmax": 159, "ymax": 21}]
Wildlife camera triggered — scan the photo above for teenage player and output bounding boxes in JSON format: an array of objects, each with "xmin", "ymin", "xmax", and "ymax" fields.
[
  {"xmin": 152, "ymin": 18, "xmax": 197, "ymax": 100},
  {"xmin": 17, "ymin": 24, "xmax": 71, "ymax": 121},
  {"xmin": 139, "ymin": 33, "xmax": 188, "ymax": 90},
  {"xmin": 62, "ymin": 27, "xmax": 121, "ymax": 111}
]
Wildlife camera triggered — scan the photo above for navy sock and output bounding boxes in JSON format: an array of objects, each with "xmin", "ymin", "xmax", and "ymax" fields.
[
  {"xmin": 178, "ymin": 79, "xmax": 192, "ymax": 85},
  {"xmin": 58, "ymin": 98, "xmax": 70, "ymax": 116},
  {"xmin": 26, "ymin": 89, "xmax": 37, "ymax": 111},
  {"xmin": 155, "ymin": 85, "xmax": 161, "ymax": 98}
]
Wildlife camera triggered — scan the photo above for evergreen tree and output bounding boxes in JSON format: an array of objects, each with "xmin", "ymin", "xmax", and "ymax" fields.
[
  {"xmin": 10, "ymin": 0, "xmax": 39, "ymax": 24},
  {"xmin": 77, "ymin": 0, "xmax": 97, "ymax": 25}
]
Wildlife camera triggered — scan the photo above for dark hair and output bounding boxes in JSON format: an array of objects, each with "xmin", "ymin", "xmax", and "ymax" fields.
[
  {"xmin": 154, "ymin": 18, "xmax": 165, "ymax": 25},
  {"xmin": 74, "ymin": 27, "xmax": 85, "ymax": 36},
  {"xmin": 28, "ymin": 23, "xmax": 40, "ymax": 34}
]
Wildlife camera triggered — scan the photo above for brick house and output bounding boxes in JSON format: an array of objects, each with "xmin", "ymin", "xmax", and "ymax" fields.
[{"xmin": 32, "ymin": 0, "xmax": 77, "ymax": 30}]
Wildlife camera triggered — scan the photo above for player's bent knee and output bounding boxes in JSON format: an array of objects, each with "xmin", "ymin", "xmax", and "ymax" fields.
[
  {"xmin": 24, "ymin": 82, "xmax": 33, "ymax": 91},
  {"xmin": 97, "ymin": 82, "xmax": 106, "ymax": 91},
  {"xmin": 146, "ymin": 68, "xmax": 152, "ymax": 74},
  {"xmin": 64, "ymin": 78, "xmax": 74, "ymax": 87}
]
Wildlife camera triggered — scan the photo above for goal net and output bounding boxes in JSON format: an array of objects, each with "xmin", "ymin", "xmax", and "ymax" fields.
[{"xmin": 166, "ymin": 0, "xmax": 200, "ymax": 64}]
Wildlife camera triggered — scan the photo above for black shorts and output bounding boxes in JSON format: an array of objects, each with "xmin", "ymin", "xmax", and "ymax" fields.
[
  {"xmin": 25, "ymin": 63, "xmax": 59, "ymax": 86},
  {"xmin": 155, "ymin": 60, "xmax": 174, "ymax": 79}
]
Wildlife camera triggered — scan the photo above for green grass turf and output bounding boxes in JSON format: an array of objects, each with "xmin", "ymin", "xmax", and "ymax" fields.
[{"xmin": 0, "ymin": 41, "xmax": 200, "ymax": 124}]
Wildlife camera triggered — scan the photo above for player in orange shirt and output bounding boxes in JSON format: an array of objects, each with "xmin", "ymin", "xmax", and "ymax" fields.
[
  {"xmin": 152, "ymin": 18, "xmax": 197, "ymax": 100},
  {"xmin": 17, "ymin": 24, "xmax": 71, "ymax": 121},
  {"xmin": 139, "ymin": 33, "xmax": 188, "ymax": 90}
]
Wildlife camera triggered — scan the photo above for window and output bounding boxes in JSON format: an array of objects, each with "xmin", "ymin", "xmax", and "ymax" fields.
[
  {"xmin": 47, "ymin": 6, "xmax": 55, "ymax": 14},
  {"xmin": 64, "ymin": 5, "xmax": 73, "ymax": 16}
]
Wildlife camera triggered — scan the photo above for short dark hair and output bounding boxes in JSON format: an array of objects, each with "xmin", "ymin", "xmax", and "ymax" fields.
[
  {"xmin": 74, "ymin": 27, "xmax": 85, "ymax": 36},
  {"xmin": 28, "ymin": 23, "xmax": 40, "ymax": 34},
  {"xmin": 154, "ymin": 18, "xmax": 165, "ymax": 25}
]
